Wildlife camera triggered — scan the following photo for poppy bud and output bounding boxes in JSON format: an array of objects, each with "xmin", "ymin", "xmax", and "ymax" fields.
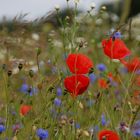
[
  {"xmin": 29, "ymin": 70, "xmax": 34, "ymax": 78},
  {"xmin": 36, "ymin": 47, "xmax": 41, "ymax": 56},
  {"xmin": 2, "ymin": 64, "xmax": 7, "ymax": 71}
]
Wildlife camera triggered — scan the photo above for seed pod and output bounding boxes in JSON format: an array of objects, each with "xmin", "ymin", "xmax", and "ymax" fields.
[
  {"xmin": 8, "ymin": 70, "xmax": 12, "ymax": 77},
  {"xmin": 18, "ymin": 63, "xmax": 23, "ymax": 70}
]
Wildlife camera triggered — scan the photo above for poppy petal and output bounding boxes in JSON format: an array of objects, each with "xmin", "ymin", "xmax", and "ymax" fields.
[
  {"xmin": 64, "ymin": 75, "xmax": 89, "ymax": 97},
  {"xmin": 98, "ymin": 78, "xmax": 108, "ymax": 89},
  {"xmin": 102, "ymin": 38, "xmax": 131, "ymax": 59},
  {"xmin": 98, "ymin": 130, "xmax": 120, "ymax": 140},
  {"xmin": 20, "ymin": 105, "xmax": 32, "ymax": 116},
  {"xmin": 66, "ymin": 53, "xmax": 93, "ymax": 74},
  {"xmin": 120, "ymin": 57, "xmax": 140, "ymax": 72}
]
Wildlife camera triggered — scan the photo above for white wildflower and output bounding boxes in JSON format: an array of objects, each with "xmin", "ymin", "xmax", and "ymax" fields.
[
  {"xmin": 55, "ymin": 5, "xmax": 60, "ymax": 11},
  {"xmin": 90, "ymin": 2, "xmax": 96, "ymax": 9},
  {"xmin": 32, "ymin": 33, "xmax": 39, "ymax": 41}
]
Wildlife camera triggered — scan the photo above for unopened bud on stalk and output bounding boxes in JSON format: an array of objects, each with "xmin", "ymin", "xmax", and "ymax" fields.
[
  {"xmin": 29, "ymin": 70, "xmax": 34, "ymax": 78},
  {"xmin": 36, "ymin": 47, "xmax": 41, "ymax": 56}
]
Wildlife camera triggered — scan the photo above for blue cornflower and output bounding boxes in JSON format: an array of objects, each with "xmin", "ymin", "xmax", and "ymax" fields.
[
  {"xmin": 89, "ymin": 73, "xmax": 96, "ymax": 83},
  {"xmin": 56, "ymin": 87, "xmax": 62, "ymax": 96},
  {"xmin": 51, "ymin": 66, "xmax": 57, "ymax": 74},
  {"xmin": 0, "ymin": 124, "xmax": 6, "ymax": 133},
  {"xmin": 12, "ymin": 123, "xmax": 22, "ymax": 133},
  {"xmin": 101, "ymin": 114, "xmax": 107, "ymax": 126},
  {"xmin": 109, "ymin": 78, "xmax": 118, "ymax": 87},
  {"xmin": 20, "ymin": 83, "xmax": 38, "ymax": 96},
  {"xmin": 113, "ymin": 31, "xmax": 122, "ymax": 39},
  {"xmin": 36, "ymin": 128, "xmax": 49, "ymax": 140},
  {"xmin": 132, "ymin": 120, "xmax": 140, "ymax": 137},
  {"xmin": 54, "ymin": 98, "xmax": 61, "ymax": 107},
  {"xmin": 20, "ymin": 83, "xmax": 28, "ymax": 93},
  {"xmin": 133, "ymin": 131, "xmax": 140, "ymax": 137},
  {"xmin": 75, "ymin": 123, "xmax": 80, "ymax": 129},
  {"xmin": 96, "ymin": 64, "xmax": 107, "ymax": 72}
]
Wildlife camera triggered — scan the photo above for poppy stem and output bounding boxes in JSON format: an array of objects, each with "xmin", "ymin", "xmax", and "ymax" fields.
[{"xmin": 119, "ymin": 59, "xmax": 127, "ymax": 66}]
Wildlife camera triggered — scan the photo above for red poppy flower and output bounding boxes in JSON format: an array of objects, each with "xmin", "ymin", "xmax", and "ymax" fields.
[
  {"xmin": 102, "ymin": 38, "xmax": 131, "ymax": 59},
  {"xmin": 120, "ymin": 57, "xmax": 140, "ymax": 72},
  {"xmin": 98, "ymin": 130, "xmax": 120, "ymax": 140},
  {"xmin": 64, "ymin": 75, "xmax": 89, "ymax": 97},
  {"xmin": 107, "ymin": 72, "xmax": 115, "ymax": 80},
  {"xmin": 20, "ymin": 105, "xmax": 32, "ymax": 116},
  {"xmin": 98, "ymin": 78, "xmax": 108, "ymax": 89},
  {"xmin": 66, "ymin": 53, "xmax": 93, "ymax": 74}
]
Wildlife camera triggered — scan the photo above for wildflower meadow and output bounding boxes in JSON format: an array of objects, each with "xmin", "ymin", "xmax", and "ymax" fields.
[{"xmin": 0, "ymin": 0, "xmax": 140, "ymax": 140}]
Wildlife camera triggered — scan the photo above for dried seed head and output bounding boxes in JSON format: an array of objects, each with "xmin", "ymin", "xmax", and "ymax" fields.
[
  {"xmin": 8, "ymin": 70, "xmax": 12, "ymax": 77},
  {"xmin": 18, "ymin": 63, "xmax": 23, "ymax": 70}
]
